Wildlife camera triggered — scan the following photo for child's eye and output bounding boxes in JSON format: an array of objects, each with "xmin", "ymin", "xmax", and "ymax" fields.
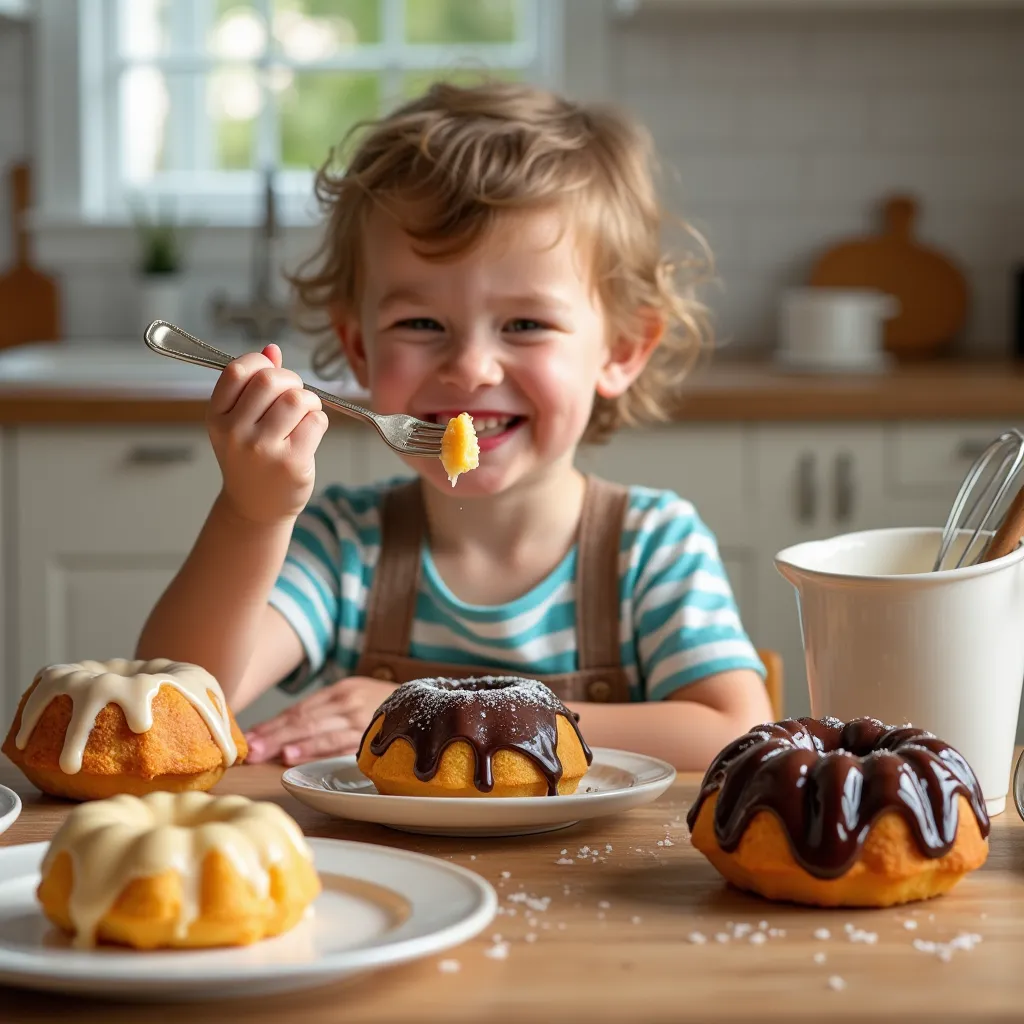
[
  {"xmin": 505, "ymin": 319, "xmax": 546, "ymax": 333},
  {"xmin": 395, "ymin": 317, "xmax": 443, "ymax": 331}
]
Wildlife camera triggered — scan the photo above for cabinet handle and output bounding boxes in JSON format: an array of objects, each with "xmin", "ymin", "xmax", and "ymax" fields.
[
  {"xmin": 834, "ymin": 451, "xmax": 855, "ymax": 522},
  {"xmin": 125, "ymin": 445, "xmax": 196, "ymax": 466},
  {"xmin": 797, "ymin": 453, "xmax": 816, "ymax": 524}
]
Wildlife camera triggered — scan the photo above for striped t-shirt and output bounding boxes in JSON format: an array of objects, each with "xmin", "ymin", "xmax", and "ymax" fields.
[{"xmin": 268, "ymin": 478, "xmax": 765, "ymax": 701}]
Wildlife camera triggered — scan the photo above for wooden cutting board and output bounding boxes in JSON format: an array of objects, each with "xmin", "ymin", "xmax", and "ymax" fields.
[
  {"xmin": 808, "ymin": 194, "xmax": 968, "ymax": 359},
  {"xmin": 0, "ymin": 161, "xmax": 60, "ymax": 348}
]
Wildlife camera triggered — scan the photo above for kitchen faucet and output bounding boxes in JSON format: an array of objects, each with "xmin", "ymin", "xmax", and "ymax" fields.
[{"xmin": 210, "ymin": 166, "xmax": 291, "ymax": 344}]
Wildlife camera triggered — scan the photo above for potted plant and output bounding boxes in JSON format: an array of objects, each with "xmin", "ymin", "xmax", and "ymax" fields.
[{"xmin": 132, "ymin": 196, "xmax": 186, "ymax": 334}]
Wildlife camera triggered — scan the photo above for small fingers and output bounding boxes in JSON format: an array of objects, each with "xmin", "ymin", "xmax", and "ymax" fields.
[
  {"xmin": 257, "ymin": 386, "xmax": 324, "ymax": 441},
  {"xmin": 208, "ymin": 352, "xmax": 277, "ymax": 417},
  {"xmin": 245, "ymin": 712, "xmax": 351, "ymax": 763},
  {"xmin": 288, "ymin": 408, "xmax": 329, "ymax": 462},
  {"xmin": 281, "ymin": 729, "xmax": 363, "ymax": 765},
  {"xmin": 227, "ymin": 367, "xmax": 308, "ymax": 428}
]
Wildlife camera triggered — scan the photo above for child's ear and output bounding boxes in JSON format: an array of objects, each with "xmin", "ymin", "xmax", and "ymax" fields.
[
  {"xmin": 595, "ymin": 308, "xmax": 665, "ymax": 399},
  {"xmin": 330, "ymin": 306, "xmax": 370, "ymax": 388}
]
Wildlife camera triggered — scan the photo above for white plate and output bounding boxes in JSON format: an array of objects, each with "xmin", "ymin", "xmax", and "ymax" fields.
[
  {"xmin": 281, "ymin": 747, "xmax": 677, "ymax": 837},
  {"xmin": 0, "ymin": 785, "xmax": 20, "ymax": 836},
  {"xmin": 0, "ymin": 837, "xmax": 496, "ymax": 1001}
]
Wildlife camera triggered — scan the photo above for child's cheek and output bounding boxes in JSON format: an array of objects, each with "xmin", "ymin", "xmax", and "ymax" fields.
[{"xmin": 368, "ymin": 342, "xmax": 425, "ymax": 412}]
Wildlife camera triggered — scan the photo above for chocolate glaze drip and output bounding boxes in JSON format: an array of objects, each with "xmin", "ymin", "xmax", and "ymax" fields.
[
  {"xmin": 685, "ymin": 716, "xmax": 991, "ymax": 879},
  {"xmin": 362, "ymin": 676, "xmax": 593, "ymax": 795}
]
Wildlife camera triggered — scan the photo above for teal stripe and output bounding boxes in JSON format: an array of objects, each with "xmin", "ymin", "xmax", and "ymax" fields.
[{"xmin": 421, "ymin": 546, "xmax": 575, "ymax": 621}]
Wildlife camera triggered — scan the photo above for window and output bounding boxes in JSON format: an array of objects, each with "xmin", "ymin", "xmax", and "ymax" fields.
[{"xmin": 72, "ymin": 0, "xmax": 561, "ymax": 225}]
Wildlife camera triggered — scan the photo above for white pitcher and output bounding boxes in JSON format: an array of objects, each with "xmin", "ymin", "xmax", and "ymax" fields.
[{"xmin": 775, "ymin": 526, "xmax": 1024, "ymax": 816}]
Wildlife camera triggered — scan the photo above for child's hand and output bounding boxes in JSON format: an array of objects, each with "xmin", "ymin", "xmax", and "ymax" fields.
[
  {"xmin": 208, "ymin": 343, "xmax": 328, "ymax": 526},
  {"xmin": 243, "ymin": 677, "xmax": 399, "ymax": 765}
]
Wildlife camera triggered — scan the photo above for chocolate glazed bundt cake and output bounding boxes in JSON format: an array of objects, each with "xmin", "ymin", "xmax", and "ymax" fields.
[{"xmin": 686, "ymin": 716, "xmax": 990, "ymax": 907}]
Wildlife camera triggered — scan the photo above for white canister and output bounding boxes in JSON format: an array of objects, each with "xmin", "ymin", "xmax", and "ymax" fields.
[
  {"xmin": 775, "ymin": 526, "xmax": 1024, "ymax": 816},
  {"xmin": 777, "ymin": 287, "xmax": 900, "ymax": 372},
  {"xmin": 137, "ymin": 275, "xmax": 183, "ymax": 337}
]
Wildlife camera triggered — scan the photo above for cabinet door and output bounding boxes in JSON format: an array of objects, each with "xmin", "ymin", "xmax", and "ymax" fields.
[
  {"xmin": 883, "ymin": 421, "xmax": 1024, "ymax": 530},
  {"xmin": 751, "ymin": 426, "xmax": 888, "ymax": 718},
  {"xmin": 9, "ymin": 427, "xmax": 360, "ymax": 720},
  {"xmin": 576, "ymin": 425, "xmax": 751, "ymax": 546}
]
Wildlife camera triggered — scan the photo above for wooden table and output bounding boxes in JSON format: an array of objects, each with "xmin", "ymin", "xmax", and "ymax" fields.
[{"xmin": 2, "ymin": 755, "xmax": 1023, "ymax": 1023}]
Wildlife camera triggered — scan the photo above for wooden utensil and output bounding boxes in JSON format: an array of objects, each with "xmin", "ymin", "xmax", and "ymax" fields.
[
  {"xmin": 0, "ymin": 161, "xmax": 60, "ymax": 348},
  {"xmin": 809, "ymin": 194, "xmax": 968, "ymax": 359},
  {"xmin": 981, "ymin": 483, "xmax": 1024, "ymax": 563}
]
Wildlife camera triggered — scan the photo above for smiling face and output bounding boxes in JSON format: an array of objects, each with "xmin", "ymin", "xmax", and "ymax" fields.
[{"xmin": 335, "ymin": 205, "xmax": 657, "ymax": 497}]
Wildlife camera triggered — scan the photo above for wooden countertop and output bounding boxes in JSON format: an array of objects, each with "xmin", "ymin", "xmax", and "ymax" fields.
[
  {"xmin": 2, "ymin": 356, "xmax": 1024, "ymax": 424},
  {"xmin": 1, "ymin": 756, "xmax": 1022, "ymax": 1022}
]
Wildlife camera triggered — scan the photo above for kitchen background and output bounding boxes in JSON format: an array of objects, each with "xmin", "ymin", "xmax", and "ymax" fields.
[{"xmin": 1, "ymin": 0, "xmax": 1023, "ymax": 742}]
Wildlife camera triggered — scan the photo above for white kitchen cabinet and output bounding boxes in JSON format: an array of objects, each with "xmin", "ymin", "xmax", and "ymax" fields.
[
  {"xmin": 751, "ymin": 426, "xmax": 889, "ymax": 717},
  {"xmin": 882, "ymin": 421, "xmax": 1024, "ymax": 530},
  {"xmin": 7, "ymin": 427, "xmax": 361, "ymax": 722}
]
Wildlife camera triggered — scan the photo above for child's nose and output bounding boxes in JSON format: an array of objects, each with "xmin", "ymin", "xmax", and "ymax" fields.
[{"xmin": 437, "ymin": 335, "xmax": 503, "ymax": 392}]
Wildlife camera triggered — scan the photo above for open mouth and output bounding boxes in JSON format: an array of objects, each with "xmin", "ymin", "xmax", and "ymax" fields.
[{"xmin": 425, "ymin": 413, "xmax": 526, "ymax": 441}]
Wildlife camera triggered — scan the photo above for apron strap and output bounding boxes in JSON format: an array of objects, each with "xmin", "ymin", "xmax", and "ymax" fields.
[
  {"xmin": 360, "ymin": 475, "xmax": 629, "ymax": 668},
  {"xmin": 360, "ymin": 480, "xmax": 424, "ymax": 656},
  {"xmin": 574, "ymin": 476, "xmax": 629, "ymax": 671}
]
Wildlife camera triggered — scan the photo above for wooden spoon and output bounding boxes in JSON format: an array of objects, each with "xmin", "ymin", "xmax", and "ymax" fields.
[{"xmin": 980, "ymin": 484, "xmax": 1024, "ymax": 562}]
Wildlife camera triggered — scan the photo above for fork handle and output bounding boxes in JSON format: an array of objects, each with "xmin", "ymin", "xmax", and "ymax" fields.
[
  {"xmin": 143, "ymin": 320, "xmax": 371, "ymax": 422},
  {"xmin": 144, "ymin": 320, "xmax": 235, "ymax": 372}
]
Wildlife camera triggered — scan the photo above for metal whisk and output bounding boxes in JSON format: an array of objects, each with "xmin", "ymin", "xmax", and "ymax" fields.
[{"xmin": 933, "ymin": 428, "xmax": 1024, "ymax": 571}]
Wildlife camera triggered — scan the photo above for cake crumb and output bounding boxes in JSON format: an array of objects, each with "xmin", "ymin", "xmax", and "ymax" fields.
[
  {"xmin": 814, "ymin": 928, "xmax": 831, "ymax": 940},
  {"xmin": 688, "ymin": 931, "xmax": 706, "ymax": 944},
  {"xmin": 903, "ymin": 919, "xmax": 918, "ymax": 931},
  {"xmin": 813, "ymin": 952, "xmax": 827, "ymax": 964},
  {"xmin": 500, "ymin": 871, "xmax": 511, "ymax": 879},
  {"xmin": 715, "ymin": 933, "xmax": 730, "ymax": 943},
  {"xmin": 631, "ymin": 916, "xmax": 643, "ymax": 925},
  {"xmin": 525, "ymin": 933, "xmax": 537, "ymax": 943},
  {"xmin": 485, "ymin": 942, "xmax": 510, "ymax": 961},
  {"xmin": 438, "ymin": 959, "xmax": 461, "ymax": 973},
  {"xmin": 749, "ymin": 931, "xmax": 767, "ymax": 945},
  {"xmin": 556, "ymin": 858, "xmax": 574, "ymax": 865},
  {"xmin": 828, "ymin": 975, "xmax": 846, "ymax": 991},
  {"xmin": 598, "ymin": 900, "xmax": 611, "ymax": 909}
]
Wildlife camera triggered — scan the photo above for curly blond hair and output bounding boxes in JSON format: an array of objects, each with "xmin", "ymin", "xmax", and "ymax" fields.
[{"xmin": 288, "ymin": 78, "xmax": 715, "ymax": 443}]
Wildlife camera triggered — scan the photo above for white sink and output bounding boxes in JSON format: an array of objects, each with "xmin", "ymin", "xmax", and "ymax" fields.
[{"xmin": 0, "ymin": 341, "xmax": 362, "ymax": 398}]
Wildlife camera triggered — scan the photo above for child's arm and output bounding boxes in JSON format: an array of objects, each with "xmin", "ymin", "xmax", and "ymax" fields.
[
  {"xmin": 135, "ymin": 344, "xmax": 328, "ymax": 709},
  {"xmin": 564, "ymin": 668, "xmax": 772, "ymax": 772}
]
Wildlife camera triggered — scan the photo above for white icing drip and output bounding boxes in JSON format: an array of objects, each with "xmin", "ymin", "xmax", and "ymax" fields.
[
  {"xmin": 42, "ymin": 790, "xmax": 314, "ymax": 948},
  {"xmin": 14, "ymin": 659, "xmax": 238, "ymax": 773}
]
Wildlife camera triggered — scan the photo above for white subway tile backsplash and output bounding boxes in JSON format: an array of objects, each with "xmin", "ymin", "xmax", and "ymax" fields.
[
  {"xmin": 742, "ymin": 90, "xmax": 871, "ymax": 148},
  {"xmin": 614, "ymin": 7, "xmax": 1024, "ymax": 353},
  {"xmin": 669, "ymin": 153, "xmax": 810, "ymax": 206}
]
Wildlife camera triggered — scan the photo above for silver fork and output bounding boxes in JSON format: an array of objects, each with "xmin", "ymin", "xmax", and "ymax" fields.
[{"xmin": 143, "ymin": 320, "xmax": 447, "ymax": 458}]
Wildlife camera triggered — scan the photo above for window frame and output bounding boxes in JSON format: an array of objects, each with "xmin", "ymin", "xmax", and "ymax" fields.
[{"xmin": 34, "ymin": 0, "xmax": 580, "ymax": 230}]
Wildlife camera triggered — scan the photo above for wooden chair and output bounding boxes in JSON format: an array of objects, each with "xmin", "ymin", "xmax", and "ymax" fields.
[{"xmin": 756, "ymin": 648, "xmax": 784, "ymax": 720}]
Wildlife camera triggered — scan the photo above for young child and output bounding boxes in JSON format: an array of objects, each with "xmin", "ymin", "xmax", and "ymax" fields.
[{"xmin": 136, "ymin": 80, "xmax": 773, "ymax": 771}]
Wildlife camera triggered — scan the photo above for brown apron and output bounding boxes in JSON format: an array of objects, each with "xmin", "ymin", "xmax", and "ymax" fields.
[{"xmin": 352, "ymin": 476, "xmax": 634, "ymax": 704}]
